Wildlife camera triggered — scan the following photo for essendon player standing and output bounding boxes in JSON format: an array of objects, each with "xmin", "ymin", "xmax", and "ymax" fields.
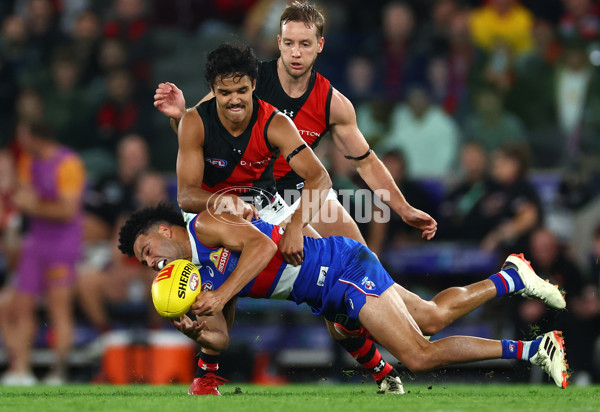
[{"xmin": 177, "ymin": 43, "xmax": 330, "ymax": 267}]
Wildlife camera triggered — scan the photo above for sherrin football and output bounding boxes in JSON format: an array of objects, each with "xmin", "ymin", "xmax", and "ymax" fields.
[{"xmin": 151, "ymin": 259, "xmax": 201, "ymax": 318}]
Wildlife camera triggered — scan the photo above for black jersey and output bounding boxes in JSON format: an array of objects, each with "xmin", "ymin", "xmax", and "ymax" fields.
[
  {"xmin": 197, "ymin": 96, "xmax": 279, "ymax": 208},
  {"xmin": 256, "ymin": 60, "xmax": 332, "ymax": 193}
]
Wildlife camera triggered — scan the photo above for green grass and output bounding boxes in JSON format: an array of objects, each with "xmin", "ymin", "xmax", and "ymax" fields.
[{"xmin": 1, "ymin": 383, "xmax": 598, "ymax": 412}]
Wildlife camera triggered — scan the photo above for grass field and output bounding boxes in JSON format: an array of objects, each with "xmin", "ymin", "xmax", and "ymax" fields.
[{"xmin": 1, "ymin": 383, "xmax": 598, "ymax": 412}]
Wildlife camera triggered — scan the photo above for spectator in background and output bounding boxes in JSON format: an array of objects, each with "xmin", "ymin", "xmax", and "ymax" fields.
[
  {"xmin": 21, "ymin": 0, "xmax": 65, "ymax": 66},
  {"xmin": 360, "ymin": 1, "xmax": 428, "ymax": 100},
  {"xmin": 480, "ymin": 144, "xmax": 542, "ymax": 253},
  {"xmin": 94, "ymin": 69, "xmax": 151, "ymax": 151},
  {"xmin": 442, "ymin": 9, "xmax": 486, "ymax": 121},
  {"xmin": 557, "ymin": 39, "xmax": 600, "ymax": 162},
  {"xmin": 437, "ymin": 141, "xmax": 491, "ymax": 241},
  {"xmin": 510, "ymin": 19, "xmax": 562, "ymax": 163},
  {"xmin": 464, "ymin": 87, "xmax": 527, "ymax": 153},
  {"xmin": 344, "ymin": 55, "xmax": 391, "ymax": 147},
  {"xmin": 0, "ymin": 122, "xmax": 86, "ymax": 386},
  {"xmin": 40, "ymin": 49, "xmax": 91, "ymax": 151},
  {"xmin": 66, "ymin": 10, "xmax": 102, "ymax": 86},
  {"xmin": 0, "ymin": 14, "xmax": 42, "ymax": 86},
  {"xmin": 380, "ymin": 85, "xmax": 460, "ymax": 178},
  {"xmin": 102, "ymin": 0, "xmax": 152, "ymax": 83},
  {"xmin": 469, "ymin": 0, "xmax": 534, "ymax": 55},
  {"xmin": 367, "ymin": 149, "xmax": 435, "ymax": 256},
  {"xmin": 134, "ymin": 169, "xmax": 173, "ymax": 207},
  {"xmin": 86, "ymin": 38, "xmax": 128, "ymax": 106},
  {"xmin": 77, "ymin": 133, "xmax": 151, "ymax": 333},
  {"xmin": 420, "ymin": 0, "xmax": 460, "ymax": 57},
  {"xmin": 558, "ymin": 0, "xmax": 600, "ymax": 41}
]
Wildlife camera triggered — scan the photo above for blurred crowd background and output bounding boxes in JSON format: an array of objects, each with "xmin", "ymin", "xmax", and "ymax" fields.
[{"xmin": 0, "ymin": 0, "xmax": 599, "ymax": 387}]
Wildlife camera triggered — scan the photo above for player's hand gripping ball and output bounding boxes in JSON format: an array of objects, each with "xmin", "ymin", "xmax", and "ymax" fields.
[{"xmin": 151, "ymin": 259, "xmax": 201, "ymax": 318}]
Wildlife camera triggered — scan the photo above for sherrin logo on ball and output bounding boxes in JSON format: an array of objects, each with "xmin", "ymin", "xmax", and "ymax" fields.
[{"xmin": 151, "ymin": 259, "xmax": 201, "ymax": 318}]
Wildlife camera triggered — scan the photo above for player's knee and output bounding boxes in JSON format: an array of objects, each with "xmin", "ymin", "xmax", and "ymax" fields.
[
  {"xmin": 402, "ymin": 351, "xmax": 432, "ymax": 372},
  {"xmin": 400, "ymin": 344, "xmax": 439, "ymax": 372},
  {"xmin": 419, "ymin": 310, "xmax": 446, "ymax": 336}
]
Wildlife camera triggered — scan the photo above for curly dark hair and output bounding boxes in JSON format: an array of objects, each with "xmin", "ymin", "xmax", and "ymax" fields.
[
  {"xmin": 118, "ymin": 202, "xmax": 185, "ymax": 257},
  {"xmin": 204, "ymin": 43, "xmax": 259, "ymax": 87}
]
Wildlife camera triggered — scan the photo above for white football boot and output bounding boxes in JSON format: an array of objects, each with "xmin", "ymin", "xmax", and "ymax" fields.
[
  {"xmin": 502, "ymin": 253, "xmax": 566, "ymax": 309},
  {"xmin": 530, "ymin": 330, "xmax": 570, "ymax": 388},
  {"xmin": 377, "ymin": 373, "xmax": 405, "ymax": 394}
]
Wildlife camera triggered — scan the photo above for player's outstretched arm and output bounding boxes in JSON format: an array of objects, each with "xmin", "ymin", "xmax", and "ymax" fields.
[
  {"xmin": 329, "ymin": 89, "xmax": 437, "ymax": 240},
  {"xmin": 171, "ymin": 310, "xmax": 230, "ymax": 352},
  {"xmin": 154, "ymin": 82, "xmax": 213, "ymax": 134},
  {"xmin": 191, "ymin": 211, "xmax": 278, "ymax": 316},
  {"xmin": 267, "ymin": 113, "xmax": 332, "ymax": 265}
]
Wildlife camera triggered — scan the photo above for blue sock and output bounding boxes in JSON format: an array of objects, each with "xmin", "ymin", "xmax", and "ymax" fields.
[
  {"xmin": 501, "ymin": 337, "xmax": 542, "ymax": 361},
  {"xmin": 489, "ymin": 268, "xmax": 524, "ymax": 297}
]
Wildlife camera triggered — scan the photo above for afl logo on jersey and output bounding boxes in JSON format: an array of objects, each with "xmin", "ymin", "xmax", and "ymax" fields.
[
  {"xmin": 202, "ymin": 281, "xmax": 213, "ymax": 292},
  {"xmin": 206, "ymin": 157, "xmax": 227, "ymax": 168}
]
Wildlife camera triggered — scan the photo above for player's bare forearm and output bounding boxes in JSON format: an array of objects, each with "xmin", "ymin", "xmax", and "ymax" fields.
[
  {"xmin": 176, "ymin": 185, "xmax": 220, "ymax": 215},
  {"xmin": 195, "ymin": 212, "xmax": 278, "ymax": 303},
  {"xmin": 171, "ymin": 313, "xmax": 229, "ymax": 351},
  {"xmin": 289, "ymin": 168, "xmax": 331, "ymax": 228}
]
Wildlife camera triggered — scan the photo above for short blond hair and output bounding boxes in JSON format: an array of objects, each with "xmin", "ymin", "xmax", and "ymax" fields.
[{"xmin": 280, "ymin": 1, "xmax": 325, "ymax": 38}]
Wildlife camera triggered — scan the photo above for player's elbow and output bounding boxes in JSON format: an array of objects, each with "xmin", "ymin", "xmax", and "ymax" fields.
[
  {"xmin": 213, "ymin": 335, "xmax": 230, "ymax": 352},
  {"xmin": 309, "ymin": 167, "xmax": 332, "ymax": 192},
  {"xmin": 177, "ymin": 192, "xmax": 200, "ymax": 215}
]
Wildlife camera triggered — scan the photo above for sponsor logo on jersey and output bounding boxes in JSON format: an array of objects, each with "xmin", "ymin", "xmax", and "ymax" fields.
[
  {"xmin": 206, "ymin": 157, "xmax": 227, "ymax": 168},
  {"xmin": 281, "ymin": 109, "xmax": 294, "ymax": 118},
  {"xmin": 298, "ymin": 130, "xmax": 321, "ymax": 138},
  {"xmin": 361, "ymin": 276, "xmax": 376, "ymax": 290},
  {"xmin": 210, "ymin": 248, "xmax": 231, "ymax": 273},
  {"xmin": 202, "ymin": 281, "xmax": 213, "ymax": 292},
  {"xmin": 155, "ymin": 264, "xmax": 175, "ymax": 283},
  {"xmin": 239, "ymin": 157, "xmax": 272, "ymax": 168}
]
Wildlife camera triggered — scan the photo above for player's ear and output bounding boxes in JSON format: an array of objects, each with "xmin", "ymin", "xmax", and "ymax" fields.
[
  {"xmin": 158, "ymin": 224, "xmax": 172, "ymax": 238},
  {"xmin": 317, "ymin": 36, "xmax": 324, "ymax": 53},
  {"xmin": 252, "ymin": 79, "xmax": 256, "ymax": 91}
]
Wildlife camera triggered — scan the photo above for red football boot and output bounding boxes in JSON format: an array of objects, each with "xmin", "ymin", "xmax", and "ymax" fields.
[{"xmin": 188, "ymin": 373, "xmax": 229, "ymax": 396}]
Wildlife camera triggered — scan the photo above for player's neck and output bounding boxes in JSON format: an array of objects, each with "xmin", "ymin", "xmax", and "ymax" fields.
[
  {"xmin": 277, "ymin": 58, "xmax": 311, "ymax": 98},
  {"xmin": 216, "ymin": 107, "xmax": 252, "ymax": 137}
]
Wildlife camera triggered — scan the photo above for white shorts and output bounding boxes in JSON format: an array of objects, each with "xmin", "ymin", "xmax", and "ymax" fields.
[
  {"xmin": 289, "ymin": 188, "xmax": 337, "ymax": 214},
  {"xmin": 258, "ymin": 192, "xmax": 295, "ymax": 225},
  {"xmin": 182, "ymin": 192, "xmax": 294, "ymax": 226}
]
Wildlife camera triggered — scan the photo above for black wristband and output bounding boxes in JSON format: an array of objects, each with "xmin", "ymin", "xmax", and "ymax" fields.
[
  {"xmin": 286, "ymin": 144, "xmax": 308, "ymax": 163},
  {"xmin": 344, "ymin": 148, "xmax": 372, "ymax": 161}
]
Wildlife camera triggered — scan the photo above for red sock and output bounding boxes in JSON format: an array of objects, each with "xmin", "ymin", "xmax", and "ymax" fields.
[{"xmin": 338, "ymin": 337, "xmax": 393, "ymax": 381}]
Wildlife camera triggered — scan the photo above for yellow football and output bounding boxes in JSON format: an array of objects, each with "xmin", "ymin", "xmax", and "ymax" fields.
[{"xmin": 151, "ymin": 259, "xmax": 201, "ymax": 318}]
